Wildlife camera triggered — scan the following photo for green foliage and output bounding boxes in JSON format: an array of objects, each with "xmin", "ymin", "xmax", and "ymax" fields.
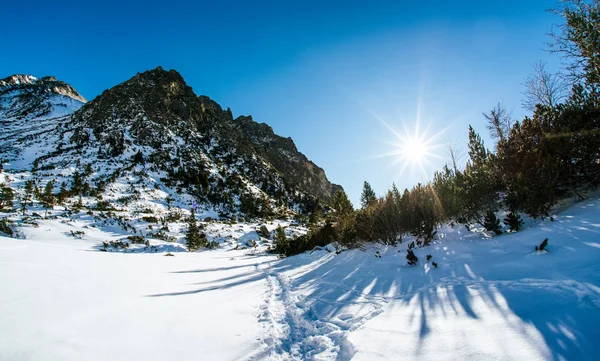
[
  {"xmin": 432, "ymin": 165, "xmax": 463, "ymax": 221},
  {"xmin": 185, "ymin": 208, "xmax": 207, "ymax": 251},
  {"xmin": 483, "ymin": 211, "xmax": 503, "ymax": 235},
  {"xmin": 371, "ymin": 186, "xmax": 403, "ymax": 245},
  {"xmin": 271, "ymin": 222, "xmax": 335, "ymax": 257},
  {"xmin": 142, "ymin": 216, "xmax": 159, "ymax": 223},
  {"xmin": 95, "ymin": 200, "xmax": 114, "ymax": 211},
  {"xmin": 0, "ymin": 218, "xmax": 14, "ymax": 237},
  {"xmin": 360, "ymin": 181, "xmax": 377, "ymax": 209},
  {"xmin": 458, "ymin": 126, "xmax": 500, "ymax": 225},
  {"xmin": 57, "ymin": 182, "xmax": 69, "ymax": 205},
  {"xmin": 497, "ymin": 93, "xmax": 600, "ymax": 218},
  {"xmin": 21, "ymin": 180, "xmax": 34, "ymax": 215},
  {"xmin": 0, "ymin": 183, "xmax": 14, "ymax": 211},
  {"xmin": 552, "ymin": 0, "xmax": 600, "ymax": 87},
  {"xmin": 503, "ymin": 211, "xmax": 524, "ymax": 232},
  {"xmin": 41, "ymin": 181, "xmax": 56, "ymax": 217},
  {"xmin": 70, "ymin": 171, "xmax": 89, "ymax": 196},
  {"xmin": 127, "ymin": 235, "xmax": 145, "ymax": 244},
  {"xmin": 327, "ymin": 189, "xmax": 356, "ymax": 247},
  {"xmin": 271, "ymin": 225, "xmax": 290, "ymax": 256}
]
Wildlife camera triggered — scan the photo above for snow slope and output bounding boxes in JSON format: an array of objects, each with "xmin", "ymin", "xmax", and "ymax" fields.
[{"xmin": 2, "ymin": 199, "xmax": 600, "ymax": 361}]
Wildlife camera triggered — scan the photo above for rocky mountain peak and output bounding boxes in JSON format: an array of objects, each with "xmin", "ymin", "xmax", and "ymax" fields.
[
  {"xmin": 0, "ymin": 74, "xmax": 37, "ymax": 87},
  {"xmin": 0, "ymin": 74, "xmax": 86, "ymax": 121},
  {"xmin": 0, "ymin": 73, "xmax": 86, "ymax": 103},
  {"xmin": 64, "ymin": 66, "xmax": 341, "ymax": 209}
]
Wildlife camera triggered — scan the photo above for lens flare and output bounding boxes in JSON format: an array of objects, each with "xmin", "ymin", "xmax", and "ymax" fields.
[{"xmin": 364, "ymin": 106, "xmax": 448, "ymax": 180}]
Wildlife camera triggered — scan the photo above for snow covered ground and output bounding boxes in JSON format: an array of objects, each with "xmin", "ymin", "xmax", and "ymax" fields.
[{"xmin": 2, "ymin": 198, "xmax": 600, "ymax": 361}]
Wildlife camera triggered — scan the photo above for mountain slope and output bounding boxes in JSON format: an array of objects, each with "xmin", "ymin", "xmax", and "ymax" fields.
[
  {"xmin": 0, "ymin": 74, "xmax": 86, "ymax": 170},
  {"xmin": 0, "ymin": 67, "xmax": 340, "ymax": 219},
  {"xmin": 1, "ymin": 194, "xmax": 599, "ymax": 361}
]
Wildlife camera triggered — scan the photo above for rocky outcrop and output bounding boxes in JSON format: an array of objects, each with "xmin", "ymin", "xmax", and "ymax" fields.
[{"xmin": 69, "ymin": 66, "xmax": 340, "ymax": 201}]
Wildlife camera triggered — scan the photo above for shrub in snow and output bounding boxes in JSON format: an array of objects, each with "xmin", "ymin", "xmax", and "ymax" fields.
[
  {"xmin": 503, "ymin": 210, "xmax": 524, "ymax": 232},
  {"xmin": 70, "ymin": 230, "xmax": 85, "ymax": 238},
  {"xmin": 406, "ymin": 242, "xmax": 418, "ymax": 265},
  {"xmin": 0, "ymin": 218, "xmax": 14, "ymax": 237},
  {"xmin": 426, "ymin": 254, "xmax": 432, "ymax": 261},
  {"xmin": 417, "ymin": 223, "xmax": 437, "ymax": 247},
  {"xmin": 432, "ymin": 262, "xmax": 438, "ymax": 268},
  {"xmin": 406, "ymin": 249, "xmax": 418, "ymax": 265},
  {"xmin": 206, "ymin": 240, "xmax": 219, "ymax": 250},
  {"xmin": 102, "ymin": 240, "xmax": 130, "ymax": 251},
  {"xmin": 257, "ymin": 225, "xmax": 270, "ymax": 238},
  {"xmin": 127, "ymin": 235, "xmax": 145, "ymax": 244},
  {"xmin": 535, "ymin": 238, "xmax": 548, "ymax": 252},
  {"xmin": 483, "ymin": 211, "xmax": 503, "ymax": 235}
]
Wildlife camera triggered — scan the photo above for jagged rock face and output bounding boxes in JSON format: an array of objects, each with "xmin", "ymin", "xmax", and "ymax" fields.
[
  {"xmin": 69, "ymin": 66, "xmax": 340, "ymax": 202},
  {"xmin": 235, "ymin": 116, "xmax": 342, "ymax": 200}
]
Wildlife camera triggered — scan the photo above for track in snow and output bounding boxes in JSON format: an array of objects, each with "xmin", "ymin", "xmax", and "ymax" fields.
[{"xmin": 245, "ymin": 263, "xmax": 384, "ymax": 361}]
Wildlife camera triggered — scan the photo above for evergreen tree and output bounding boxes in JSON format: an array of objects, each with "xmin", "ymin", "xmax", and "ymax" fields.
[
  {"xmin": 483, "ymin": 211, "xmax": 502, "ymax": 235},
  {"xmin": 70, "ymin": 171, "xmax": 84, "ymax": 196},
  {"xmin": 185, "ymin": 208, "xmax": 206, "ymax": 251},
  {"xmin": 57, "ymin": 182, "xmax": 69, "ymax": 205},
  {"xmin": 0, "ymin": 183, "xmax": 14, "ymax": 211},
  {"xmin": 272, "ymin": 225, "xmax": 289, "ymax": 256},
  {"xmin": 503, "ymin": 210, "xmax": 524, "ymax": 232},
  {"xmin": 551, "ymin": 0, "xmax": 600, "ymax": 88},
  {"xmin": 496, "ymin": 113, "xmax": 564, "ymax": 218},
  {"xmin": 360, "ymin": 181, "xmax": 377, "ymax": 209},
  {"xmin": 41, "ymin": 181, "xmax": 55, "ymax": 218},
  {"xmin": 328, "ymin": 189, "xmax": 356, "ymax": 247},
  {"xmin": 458, "ymin": 126, "xmax": 500, "ymax": 226},
  {"xmin": 21, "ymin": 180, "xmax": 34, "ymax": 215},
  {"xmin": 432, "ymin": 165, "xmax": 462, "ymax": 222}
]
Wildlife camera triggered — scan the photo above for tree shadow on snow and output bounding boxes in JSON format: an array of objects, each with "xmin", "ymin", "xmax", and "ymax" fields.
[{"xmin": 145, "ymin": 201, "xmax": 600, "ymax": 361}]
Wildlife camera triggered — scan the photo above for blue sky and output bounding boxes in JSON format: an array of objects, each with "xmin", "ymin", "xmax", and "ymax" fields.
[{"xmin": 1, "ymin": 0, "xmax": 562, "ymax": 205}]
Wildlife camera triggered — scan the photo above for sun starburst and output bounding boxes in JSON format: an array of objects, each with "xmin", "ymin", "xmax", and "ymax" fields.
[{"xmin": 364, "ymin": 104, "xmax": 448, "ymax": 180}]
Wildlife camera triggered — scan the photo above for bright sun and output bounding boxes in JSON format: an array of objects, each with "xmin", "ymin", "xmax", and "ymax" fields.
[
  {"xmin": 402, "ymin": 136, "xmax": 428, "ymax": 164},
  {"xmin": 364, "ymin": 106, "xmax": 447, "ymax": 179}
]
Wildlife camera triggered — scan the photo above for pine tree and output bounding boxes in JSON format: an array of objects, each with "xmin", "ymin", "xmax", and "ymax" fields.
[
  {"xmin": 71, "ymin": 171, "xmax": 84, "ymax": 195},
  {"xmin": 360, "ymin": 181, "xmax": 377, "ymax": 209},
  {"xmin": 21, "ymin": 180, "xmax": 34, "ymax": 215},
  {"xmin": 328, "ymin": 189, "xmax": 356, "ymax": 246},
  {"xmin": 483, "ymin": 211, "xmax": 502, "ymax": 235},
  {"xmin": 57, "ymin": 182, "xmax": 69, "ymax": 205},
  {"xmin": 41, "ymin": 181, "xmax": 55, "ymax": 218},
  {"xmin": 551, "ymin": 0, "xmax": 600, "ymax": 87},
  {"xmin": 503, "ymin": 210, "xmax": 524, "ymax": 232},
  {"xmin": 458, "ymin": 126, "xmax": 500, "ymax": 226},
  {"xmin": 0, "ymin": 183, "xmax": 14, "ymax": 211},
  {"xmin": 273, "ymin": 225, "xmax": 289, "ymax": 256},
  {"xmin": 185, "ymin": 208, "xmax": 206, "ymax": 251},
  {"xmin": 73, "ymin": 196, "xmax": 84, "ymax": 212}
]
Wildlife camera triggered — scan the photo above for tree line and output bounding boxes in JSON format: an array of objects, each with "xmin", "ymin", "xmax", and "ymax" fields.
[{"xmin": 273, "ymin": 0, "xmax": 600, "ymax": 257}]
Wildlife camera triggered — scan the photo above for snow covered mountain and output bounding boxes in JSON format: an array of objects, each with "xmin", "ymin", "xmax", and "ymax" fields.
[
  {"xmin": 0, "ymin": 67, "xmax": 340, "ymax": 218},
  {"xmin": 0, "ymin": 74, "xmax": 86, "ymax": 169}
]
